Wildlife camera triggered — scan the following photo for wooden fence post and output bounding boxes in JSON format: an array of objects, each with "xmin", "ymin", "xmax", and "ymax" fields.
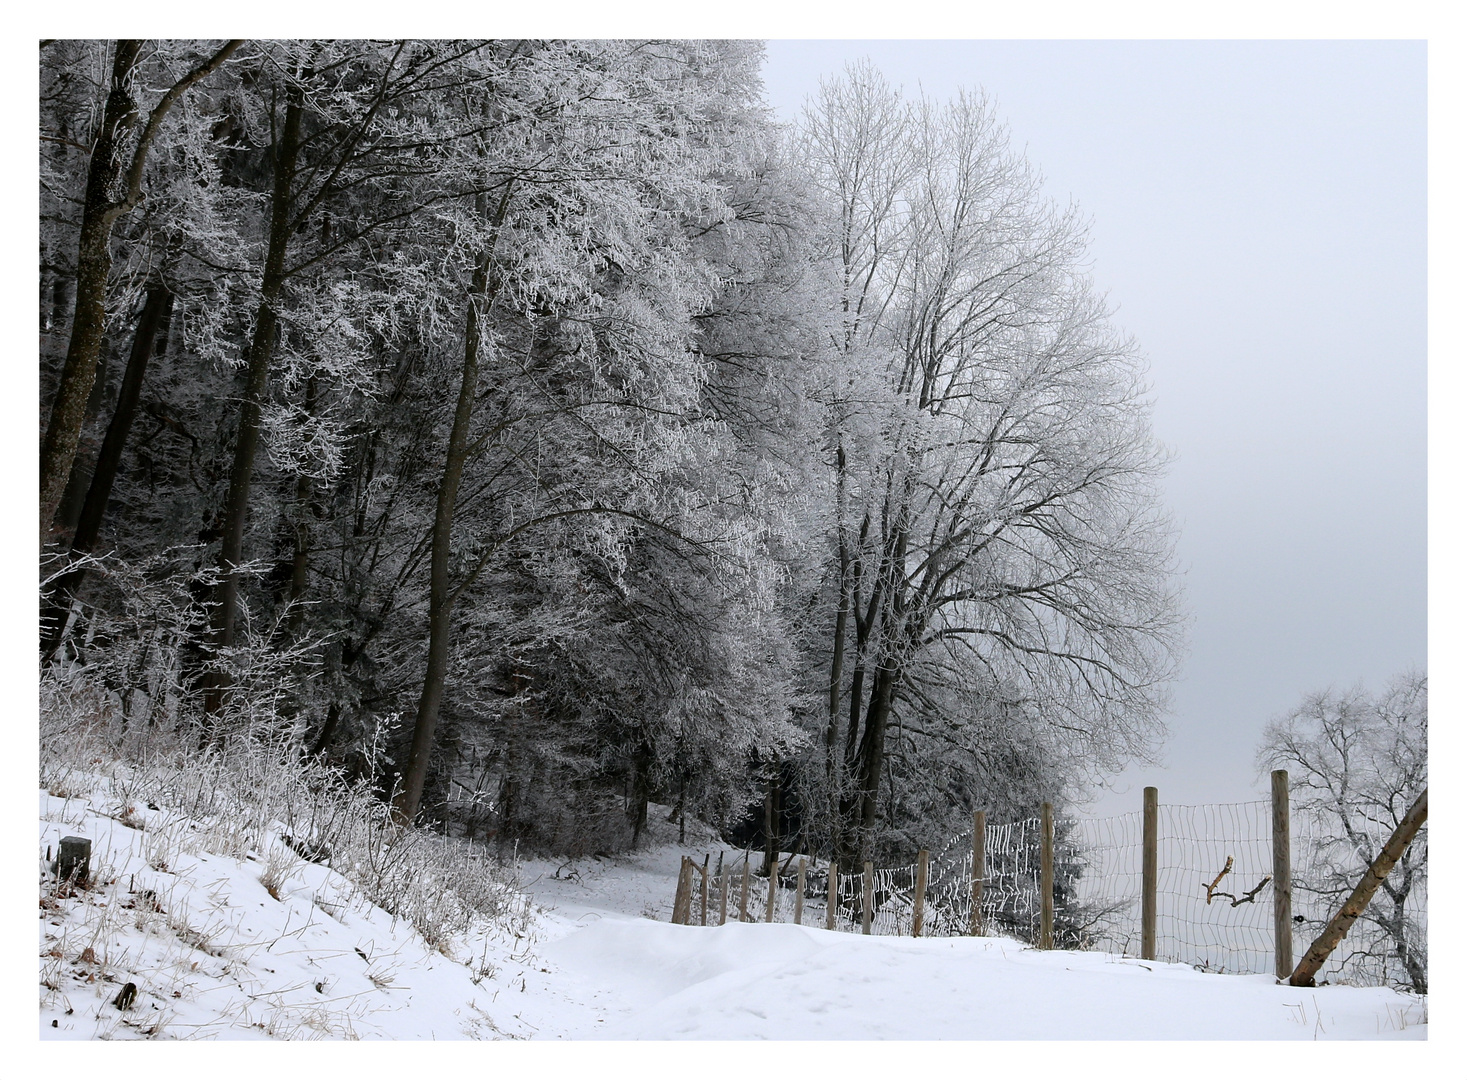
[
  {"xmin": 1039, "ymin": 802, "xmax": 1054, "ymax": 949},
  {"xmin": 826, "ymin": 861, "xmax": 839, "ymax": 930},
  {"xmin": 719, "ymin": 861, "xmax": 730, "ymax": 925},
  {"xmin": 795, "ymin": 857, "xmax": 807, "ymax": 925},
  {"xmin": 912, "ymin": 849, "xmax": 929, "ymax": 937},
  {"xmin": 765, "ymin": 862, "xmax": 777, "ymax": 923},
  {"xmin": 861, "ymin": 861, "xmax": 874, "ymax": 935},
  {"xmin": 1142, "ymin": 786, "xmax": 1157, "ymax": 961},
  {"xmin": 739, "ymin": 856, "xmax": 751, "ymax": 922},
  {"xmin": 970, "ymin": 811, "xmax": 985, "ymax": 937},
  {"xmin": 700, "ymin": 854, "xmax": 710, "ymax": 926},
  {"xmin": 671, "ymin": 856, "xmax": 693, "ymax": 924},
  {"xmin": 1272, "ymin": 769, "xmax": 1293, "ymax": 981}
]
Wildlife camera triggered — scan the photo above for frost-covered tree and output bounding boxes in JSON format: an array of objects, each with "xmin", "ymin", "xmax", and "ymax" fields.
[
  {"xmin": 372, "ymin": 40, "xmax": 804, "ymax": 825},
  {"xmin": 797, "ymin": 63, "xmax": 1183, "ymax": 864},
  {"xmin": 39, "ymin": 39, "xmax": 242, "ymax": 545},
  {"xmin": 1257, "ymin": 671, "xmax": 1427, "ymax": 992}
]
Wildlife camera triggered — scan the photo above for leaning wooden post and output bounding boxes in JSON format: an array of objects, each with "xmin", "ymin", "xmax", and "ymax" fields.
[
  {"xmin": 1271, "ymin": 769, "xmax": 1293, "ymax": 980},
  {"xmin": 1290, "ymin": 787, "xmax": 1427, "ymax": 987},
  {"xmin": 1039, "ymin": 802, "xmax": 1055, "ymax": 949},
  {"xmin": 700, "ymin": 854, "xmax": 710, "ymax": 926},
  {"xmin": 794, "ymin": 857, "xmax": 807, "ymax": 925},
  {"xmin": 970, "ymin": 811, "xmax": 985, "ymax": 936},
  {"xmin": 861, "ymin": 861, "xmax": 874, "ymax": 935},
  {"xmin": 912, "ymin": 849, "xmax": 929, "ymax": 937},
  {"xmin": 739, "ymin": 856, "xmax": 751, "ymax": 922},
  {"xmin": 1142, "ymin": 786, "xmax": 1158, "ymax": 961},
  {"xmin": 765, "ymin": 862, "xmax": 777, "ymax": 923},
  {"xmin": 826, "ymin": 861, "xmax": 839, "ymax": 930}
]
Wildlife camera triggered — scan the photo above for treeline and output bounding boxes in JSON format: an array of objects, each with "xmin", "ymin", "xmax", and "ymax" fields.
[{"xmin": 39, "ymin": 41, "xmax": 1183, "ymax": 868}]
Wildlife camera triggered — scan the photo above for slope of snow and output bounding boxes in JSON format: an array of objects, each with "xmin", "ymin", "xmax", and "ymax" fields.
[
  {"xmin": 38, "ymin": 788, "xmax": 540, "ymax": 1040},
  {"xmin": 40, "ymin": 788, "xmax": 1427, "ymax": 1040}
]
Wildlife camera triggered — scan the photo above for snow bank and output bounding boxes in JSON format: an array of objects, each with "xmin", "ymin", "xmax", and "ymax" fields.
[{"xmin": 535, "ymin": 917, "xmax": 1426, "ymax": 1040}]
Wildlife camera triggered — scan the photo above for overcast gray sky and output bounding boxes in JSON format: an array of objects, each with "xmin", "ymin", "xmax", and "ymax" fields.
[{"xmin": 761, "ymin": 40, "xmax": 1427, "ymax": 816}]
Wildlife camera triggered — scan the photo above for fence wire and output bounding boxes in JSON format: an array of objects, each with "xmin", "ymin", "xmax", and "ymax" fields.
[{"xmin": 681, "ymin": 800, "xmax": 1425, "ymax": 990}]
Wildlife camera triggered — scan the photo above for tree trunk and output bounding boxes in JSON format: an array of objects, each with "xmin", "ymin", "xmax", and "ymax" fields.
[
  {"xmin": 203, "ymin": 93, "xmax": 303, "ymax": 715},
  {"xmin": 39, "ymin": 40, "xmax": 143, "ymax": 544},
  {"xmin": 1383, "ymin": 882, "xmax": 1427, "ymax": 993},
  {"xmin": 392, "ymin": 239, "xmax": 492, "ymax": 825},
  {"xmin": 307, "ymin": 701, "xmax": 341, "ymax": 759},
  {"xmin": 629, "ymin": 741, "xmax": 652, "ymax": 848},
  {"xmin": 41, "ymin": 283, "xmax": 172, "ymax": 659},
  {"xmin": 855, "ymin": 658, "xmax": 898, "ymax": 863},
  {"xmin": 283, "ymin": 376, "xmax": 319, "ymax": 635},
  {"xmin": 762, "ymin": 768, "xmax": 776, "ymax": 874},
  {"xmin": 55, "ymin": 327, "xmax": 118, "ymax": 536},
  {"xmin": 826, "ymin": 440, "xmax": 850, "ymax": 775}
]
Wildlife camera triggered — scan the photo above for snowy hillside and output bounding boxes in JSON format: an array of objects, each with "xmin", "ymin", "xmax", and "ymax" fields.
[
  {"xmin": 38, "ymin": 786, "xmax": 536, "ymax": 1039},
  {"xmin": 40, "ymin": 788, "xmax": 1426, "ymax": 1041}
]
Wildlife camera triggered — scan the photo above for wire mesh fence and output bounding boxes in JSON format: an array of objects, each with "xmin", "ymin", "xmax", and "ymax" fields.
[{"xmin": 672, "ymin": 796, "xmax": 1426, "ymax": 991}]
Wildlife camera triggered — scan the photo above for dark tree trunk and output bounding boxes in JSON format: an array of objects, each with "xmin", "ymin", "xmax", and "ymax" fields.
[
  {"xmin": 55, "ymin": 330, "xmax": 118, "ymax": 536},
  {"xmin": 40, "ymin": 39, "xmax": 242, "ymax": 543},
  {"xmin": 203, "ymin": 93, "xmax": 303, "ymax": 715},
  {"xmin": 498, "ymin": 772, "xmax": 520, "ymax": 841},
  {"xmin": 306, "ymin": 635, "xmax": 362, "ymax": 758},
  {"xmin": 39, "ymin": 40, "xmax": 143, "ymax": 544},
  {"xmin": 307, "ymin": 701, "xmax": 342, "ymax": 759},
  {"xmin": 392, "ymin": 237, "xmax": 492, "ymax": 825},
  {"xmin": 678, "ymin": 774, "xmax": 687, "ymax": 845},
  {"xmin": 49, "ymin": 275, "xmax": 71, "ymax": 336},
  {"xmin": 855, "ymin": 658, "xmax": 898, "ymax": 863},
  {"xmin": 762, "ymin": 770, "xmax": 776, "ymax": 874},
  {"xmin": 41, "ymin": 283, "xmax": 173, "ymax": 659},
  {"xmin": 283, "ymin": 376, "xmax": 319, "ymax": 636},
  {"xmin": 630, "ymin": 744, "xmax": 652, "ymax": 848},
  {"xmin": 826, "ymin": 440, "xmax": 850, "ymax": 773},
  {"xmin": 72, "ymin": 284, "xmax": 171, "ymax": 555}
]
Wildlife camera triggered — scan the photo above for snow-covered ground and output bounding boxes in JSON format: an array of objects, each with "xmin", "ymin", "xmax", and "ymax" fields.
[
  {"xmin": 40, "ymin": 787, "xmax": 1428, "ymax": 1041},
  {"xmin": 38, "ymin": 788, "xmax": 535, "ymax": 1040}
]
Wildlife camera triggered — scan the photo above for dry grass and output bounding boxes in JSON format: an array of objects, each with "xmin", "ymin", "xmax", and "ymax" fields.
[{"xmin": 40, "ymin": 667, "xmax": 534, "ymax": 969}]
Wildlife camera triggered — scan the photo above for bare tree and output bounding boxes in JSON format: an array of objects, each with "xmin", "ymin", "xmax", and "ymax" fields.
[
  {"xmin": 801, "ymin": 66, "xmax": 1182, "ymax": 865},
  {"xmin": 1258, "ymin": 671, "xmax": 1427, "ymax": 993}
]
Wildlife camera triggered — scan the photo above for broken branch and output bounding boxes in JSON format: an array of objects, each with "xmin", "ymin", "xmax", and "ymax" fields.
[{"xmin": 1205, "ymin": 856, "xmax": 1234, "ymax": 904}]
